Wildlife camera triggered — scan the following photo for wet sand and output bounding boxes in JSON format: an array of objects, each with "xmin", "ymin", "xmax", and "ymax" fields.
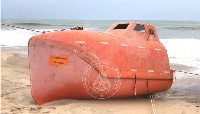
[{"xmin": 1, "ymin": 52, "xmax": 200, "ymax": 114}]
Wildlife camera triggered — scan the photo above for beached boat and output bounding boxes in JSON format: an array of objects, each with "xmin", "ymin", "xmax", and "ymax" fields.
[{"xmin": 28, "ymin": 22, "xmax": 174, "ymax": 105}]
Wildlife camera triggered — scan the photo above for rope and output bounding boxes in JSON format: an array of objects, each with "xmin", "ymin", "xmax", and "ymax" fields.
[
  {"xmin": 147, "ymin": 72, "xmax": 156, "ymax": 114},
  {"xmin": 1, "ymin": 23, "xmax": 42, "ymax": 33},
  {"xmin": 147, "ymin": 70, "xmax": 198, "ymax": 114},
  {"xmin": 175, "ymin": 70, "xmax": 199, "ymax": 75},
  {"xmin": 1, "ymin": 23, "xmax": 83, "ymax": 33},
  {"xmin": 147, "ymin": 81, "xmax": 156, "ymax": 114},
  {"xmin": 150, "ymin": 94, "xmax": 156, "ymax": 114}
]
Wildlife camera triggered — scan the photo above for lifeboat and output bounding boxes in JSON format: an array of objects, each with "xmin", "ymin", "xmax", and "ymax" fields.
[{"xmin": 28, "ymin": 22, "xmax": 174, "ymax": 105}]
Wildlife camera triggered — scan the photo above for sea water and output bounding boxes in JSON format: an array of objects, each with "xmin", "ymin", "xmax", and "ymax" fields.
[{"xmin": 1, "ymin": 19, "xmax": 200, "ymax": 93}]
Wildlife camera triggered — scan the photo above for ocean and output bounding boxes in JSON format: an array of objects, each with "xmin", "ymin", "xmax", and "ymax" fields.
[
  {"xmin": 2, "ymin": 19, "xmax": 200, "ymax": 39},
  {"xmin": 1, "ymin": 19, "xmax": 200, "ymax": 92}
]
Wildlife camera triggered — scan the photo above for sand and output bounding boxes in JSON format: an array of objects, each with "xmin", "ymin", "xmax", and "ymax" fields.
[{"xmin": 1, "ymin": 53, "xmax": 200, "ymax": 114}]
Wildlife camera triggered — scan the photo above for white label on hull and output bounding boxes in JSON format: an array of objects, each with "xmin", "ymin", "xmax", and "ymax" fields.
[
  {"xmin": 91, "ymin": 52, "xmax": 99, "ymax": 59},
  {"xmin": 113, "ymin": 68, "xmax": 119, "ymax": 71},
  {"xmin": 139, "ymin": 46, "xmax": 145, "ymax": 48},
  {"xmin": 148, "ymin": 70, "xmax": 154, "ymax": 72},
  {"xmin": 120, "ymin": 44, "xmax": 128, "ymax": 47},
  {"xmin": 164, "ymin": 71, "xmax": 170, "ymax": 73},
  {"xmin": 155, "ymin": 48, "xmax": 161, "ymax": 51},
  {"xmin": 130, "ymin": 69, "xmax": 137, "ymax": 72},
  {"xmin": 100, "ymin": 42, "xmax": 109, "ymax": 44},
  {"xmin": 75, "ymin": 41, "xmax": 85, "ymax": 43}
]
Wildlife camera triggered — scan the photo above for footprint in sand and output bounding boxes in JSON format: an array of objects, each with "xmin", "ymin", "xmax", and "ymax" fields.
[
  {"xmin": 10, "ymin": 107, "xmax": 22, "ymax": 113},
  {"xmin": 49, "ymin": 107, "xmax": 56, "ymax": 110},
  {"xmin": 29, "ymin": 107, "xmax": 42, "ymax": 113}
]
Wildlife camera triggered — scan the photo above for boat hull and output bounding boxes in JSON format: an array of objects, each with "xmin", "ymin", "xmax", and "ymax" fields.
[
  {"xmin": 29, "ymin": 33, "xmax": 173, "ymax": 104},
  {"xmin": 29, "ymin": 22, "xmax": 173, "ymax": 104}
]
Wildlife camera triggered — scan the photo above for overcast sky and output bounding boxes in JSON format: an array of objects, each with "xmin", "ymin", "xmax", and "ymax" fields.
[{"xmin": 1, "ymin": 0, "xmax": 200, "ymax": 20}]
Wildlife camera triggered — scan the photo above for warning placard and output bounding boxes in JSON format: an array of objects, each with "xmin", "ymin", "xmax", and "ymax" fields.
[{"xmin": 49, "ymin": 55, "xmax": 68, "ymax": 67}]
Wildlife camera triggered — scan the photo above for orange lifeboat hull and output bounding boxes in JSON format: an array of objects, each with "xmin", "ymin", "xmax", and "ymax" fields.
[{"xmin": 29, "ymin": 22, "xmax": 173, "ymax": 105}]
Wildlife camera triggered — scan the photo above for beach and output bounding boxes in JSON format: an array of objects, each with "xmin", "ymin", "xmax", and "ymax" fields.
[{"xmin": 1, "ymin": 46, "xmax": 200, "ymax": 114}]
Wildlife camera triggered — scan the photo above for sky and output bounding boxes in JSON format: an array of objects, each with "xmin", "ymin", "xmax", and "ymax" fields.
[{"xmin": 1, "ymin": 0, "xmax": 200, "ymax": 20}]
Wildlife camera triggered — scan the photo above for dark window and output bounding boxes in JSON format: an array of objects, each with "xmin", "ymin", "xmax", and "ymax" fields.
[
  {"xmin": 134, "ymin": 24, "xmax": 145, "ymax": 32},
  {"xmin": 114, "ymin": 24, "xmax": 129, "ymax": 29},
  {"xmin": 149, "ymin": 29, "xmax": 154, "ymax": 34}
]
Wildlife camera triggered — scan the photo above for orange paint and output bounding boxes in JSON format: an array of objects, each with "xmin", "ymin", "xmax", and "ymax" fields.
[{"xmin": 29, "ymin": 21, "xmax": 174, "ymax": 105}]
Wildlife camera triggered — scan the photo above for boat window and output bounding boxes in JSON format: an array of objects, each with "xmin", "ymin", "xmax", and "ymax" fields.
[
  {"xmin": 134, "ymin": 24, "xmax": 145, "ymax": 32},
  {"xmin": 149, "ymin": 29, "xmax": 154, "ymax": 34},
  {"xmin": 114, "ymin": 24, "xmax": 129, "ymax": 29}
]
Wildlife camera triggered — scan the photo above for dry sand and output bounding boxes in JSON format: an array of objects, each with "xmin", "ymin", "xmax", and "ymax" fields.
[{"xmin": 1, "ymin": 53, "xmax": 200, "ymax": 114}]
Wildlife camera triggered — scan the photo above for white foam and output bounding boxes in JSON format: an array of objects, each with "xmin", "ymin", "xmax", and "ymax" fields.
[
  {"xmin": 160, "ymin": 39, "xmax": 200, "ymax": 73},
  {"xmin": 0, "ymin": 29, "xmax": 38, "ymax": 46}
]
